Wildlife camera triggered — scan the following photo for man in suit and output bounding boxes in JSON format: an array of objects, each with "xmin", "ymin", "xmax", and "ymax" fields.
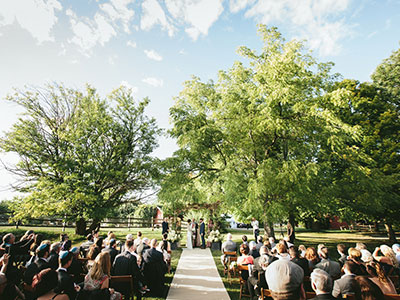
[
  {"xmin": 136, "ymin": 238, "xmax": 150, "ymax": 261},
  {"xmin": 113, "ymin": 239, "xmax": 146, "ymax": 299},
  {"xmin": 315, "ymin": 247, "xmax": 341, "ymax": 278},
  {"xmin": 55, "ymin": 251, "xmax": 78, "ymax": 300},
  {"xmin": 336, "ymin": 244, "xmax": 347, "ymax": 266},
  {"xmin": 48, "ymin": 242, "xmax": 61, "ymax": 270},
  {"xmin": 199, "ymin": 218, "xmax": 206, "ymax": 249},
  {"xmin": 79, "ymin": 234, "xmax": 94, "ymax": 257},
  {"xmin": 332, "ymin": 261, "xmax": 358, "ymax": 298},
  {"xmin": 161, "ymin": 218, "xmax": 169, "ymax": 235},
  {"xmin": 142, "ymin": 239, "xmax": 167, "ymax": 296},
  {"xmin": 310, "ymin": 268, "xmax": 335, "ymax": 299},
  {"xmin": 221, "ymin": 233, "xmax": 237, "ymax": 268},
  {"xmin": 247, "ymin": 246, "xmax": 277, "ymax": 299},
  {"xmin": 102, "ymin": 239, "xmax": 118, "ymax": 265},
  {"xmin": 24, "ymin": 243, "xmax": 50, "ymax": 285}
]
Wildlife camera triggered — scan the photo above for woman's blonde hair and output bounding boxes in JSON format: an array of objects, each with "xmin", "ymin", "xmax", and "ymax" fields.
[
  {"xmin": 380, "ymin": 245, "xmax": 399, "ymax": 268},
  {"xmin": 89, "ymin": 252, "xmax": 111, "ymax": 281},
  {"xmin": 348, "ymin": 248, "xmax": 361, "ymax": 260}
]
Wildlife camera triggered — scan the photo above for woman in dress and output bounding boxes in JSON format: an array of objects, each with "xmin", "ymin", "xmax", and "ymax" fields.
[
  {"xmin": 186, "ymin": 219, "xmax": 193, "ymax": 249},
  {"xmin": 366, "ymin": 261, "xmax": 397, "ymax": 294},
  {"xmin": 84, "ymin": 252, "xmax": 122, "ymax": 300}
]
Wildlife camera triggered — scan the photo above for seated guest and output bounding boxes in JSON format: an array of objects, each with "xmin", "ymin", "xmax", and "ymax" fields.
[
  {"xmin": 373, "ymin": 244, "xmax": 399, "ymax": 275},
  {"xmin": 221, "ymin": 233, "xmax": 237, "ymax": 269},
  {"xmin": 134, "ymin": 232, "xmax": 142, "ymax": 248},
  {"xmin": 310, "ymin": 268, "xmax": 334, "ymax": 300},
  {"xmin": 24, "ymin": 244, "xmax": 50, "ymax": 286},
  {"xmin": 289, "ymin": 246, "xmax": 310, "ymax": 276},
  {"xmin": 354, "ymin": 276, "xmax": 384, "ymax": 299},
  {"xmin": 0, "ymin": 255, "xmax": 24, "ymax": 300},
  {"xmin": 336, "ymin": 244, "xmax": 347, "ymax": 266},
  {"xmin": 80, "ymin": 234, "xmax": 94, "ymax": 257},
  {"xmin": 366, "ymin": 261, "xmax": 397, "ymax": 294},
  {"xmin": 48, "ymin": 242, "xmax": 61, "ymax": 270},
  {"xmin": 161, "ymin": 233, "xmax": 171, "ymax": 252},
  {"xmin": 102, "ymin": 239, "xmax": 118, "ymax": 265},
  {"xmin": 142, "ymin": 239, "xmax": 167, "ymax": 297},
  {"xmin": 30, "ymin": 234, "xmax": 43, "ymax": 253},
  {"xmin": 256, "ymin": 236, "xmax": 263, "ymax": 251},
  {"xmin": 157, "ymin": 239, "xmax": 171, "ymax": 263},
  {"xmin": 247, "ymin": 246, "xmax": 277, "ymax": 299},
  {"xmin": 88, "ymin": 238, "xmax": 104, "ymax": 269},
  {"xmin": 249, "ymin": 241, "xmax": 260, "ymax": 259},
  {"xmin": 112, "ymin": 240, "xmax": 146, "ymax": 299},
  {"xmin": 32, "ymin": 268, "xmax": 69, "ymax": 300},
  {"xmin": 119, "ymin": 234, "xmax": 133, "ymax": 253},
  {"xmin": 241, "ymin": 235, "xmax": 248, "ymax": 246},
  {"xmin": 315, "ymin": 247, "xmax": 341, "ymax": 278},
  {"xmin": 305, "ymin": 247, "xmax": 320, "ymax": 271},
  {"xmin": 275, "ymin": 243, "xmax": 290, "ymax": 261},
  {"xmin": 269, "ymin": 237, "xmax": 276, "ymax": 249},
  {"xmin": 392, "ymin": 244, "xmax": 400, "ymax": 264},
  {"xmin": 84, "ymin": 252, "xmax": 122, "ymax": 300},
  {"xmin": 332, "ymin": 261, "xmax": 358, "ymax": 298},
  {"xmin": 104, "ymin": 232, "xmax": 115, "ymax": 246},
  {"xmin": 298, "ymin": 245, "xmax": 307, "ymax": 258},
  {"xmin": 136, "ymin": 238, "xmax": 150, "ymax": 259},
  {"xmin": 1, "ymin": 232, "xmax": 35, "ymax": 283},
  {"xmin": 237, "ymin": 244, "xmax": 254, "ymax": 265},
  {"xmin": 347, "ymin": 248, "xmax": 368, "ymax": 275},
  {"xmin": 266, "ymin": 259, "xmax": 305, "ymax": 300},
  {"xmin": 68, "ymin": 247, "xmax": 86, "ymax": 283},
  {"xmin": 61, "ymin": 240, "xmax": 72, "ymax": 252},
  {"xmin": 55, "ymin": 251, "xmax": 79, "ymax": 300}
]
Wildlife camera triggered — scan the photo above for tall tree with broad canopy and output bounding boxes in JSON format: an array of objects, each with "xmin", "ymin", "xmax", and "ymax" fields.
[
  {"xmin": 159, "ymin": 26, "xmax": 363, "ymax": 241},
  {"xmin": 1, "ymin": 85, "xmax": 160, "ymax": 235}
]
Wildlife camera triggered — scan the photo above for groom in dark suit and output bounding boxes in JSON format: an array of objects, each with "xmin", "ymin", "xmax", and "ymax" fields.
[{"xmin": 199, "ymin": 218, "xmax": 206, "ymax": 249}]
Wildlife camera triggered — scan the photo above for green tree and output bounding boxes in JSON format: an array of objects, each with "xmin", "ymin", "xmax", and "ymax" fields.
[
  {"xmin": 1, "ymin": 84, "xmax": 160, "ymax": 234},
  {"xmin": 160, "ymin": 26, "xmax": 361, "ymax": 241}
]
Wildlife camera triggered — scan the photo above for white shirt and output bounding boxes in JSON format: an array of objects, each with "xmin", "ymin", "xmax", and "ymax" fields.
[{"xmin": 251, "ymin": 220, "xmax": 259, "ymax": 231}]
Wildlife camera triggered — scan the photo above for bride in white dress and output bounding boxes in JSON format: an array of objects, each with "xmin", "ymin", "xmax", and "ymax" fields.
[{"xmin": 186, "ymin": 219, "xmax": 193, "ymax": 249}]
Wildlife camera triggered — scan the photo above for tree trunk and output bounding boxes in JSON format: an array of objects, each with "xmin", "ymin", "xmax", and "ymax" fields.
[
  {"xmin": 88, "ymin": 219, "xmax": 101, "ymax": 235},
  {"xmin": 384, "ymin": 222, "xmax": 397, "ymax": 244},
  {"xmin": 75, "ymin": 218, "xmax": 87, "ymax": 235},
  {"xmin": 264, "ymin": 221, "xmax": 275, "ymax": 239},
  {"xmin": 287, "ymin": 213, "xmax": 296, "ymax": 243}
]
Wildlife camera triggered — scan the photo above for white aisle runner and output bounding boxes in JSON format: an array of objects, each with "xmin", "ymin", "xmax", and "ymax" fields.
[{"xmin": 166, "ymin": 248, "xmax": 231, "ymax": 300}]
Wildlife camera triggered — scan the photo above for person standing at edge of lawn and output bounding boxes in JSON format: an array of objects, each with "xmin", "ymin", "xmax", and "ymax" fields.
[{"xmin": 251, "ymin": 217, "xmax": 259, "ymax": 242}]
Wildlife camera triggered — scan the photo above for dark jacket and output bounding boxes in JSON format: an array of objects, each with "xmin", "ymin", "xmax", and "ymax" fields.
[
  {"xmin": 142, "ymin": 248, "xmax": 167, "ymax": 296},
  {"xmin": 102, "ymin": 247, "xmax": 118, "ymax": 265},
  {"xmin": 292, "ymin": 257, "xmax": 311, "ymax": 277},
  {"xmin": 55, "ymin": 268, "xmax": 77, "ymax": 300},
  {"xmin": 310, "ymin": 294, "xmax": 335, "ymax": 300},
  {"xmin": 24, "ymin": 257, "xmax": 49, "ymax": 285},
  {"xmin": 162, "ymin": 221, "xmax": 169, "ymax": 234},
  {"xmin": 200, "ymin": 222, "xmax": 205, "ymax": 235},
  {"xmin": 48, "ymin": 251, "xmax": 59, "ymax": 270},
  {"xmin": 332, "ymin": 274, "xmax": 357, "ymax": 298},
  {"xmin": 112, "ymin": 251, "xmax": 143, "ymax": 297}
]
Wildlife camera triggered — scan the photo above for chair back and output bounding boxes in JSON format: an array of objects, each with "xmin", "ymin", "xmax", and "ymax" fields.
[{"xmin": 224, "ymin": 251, "xmax": 237, "ymax": 256}]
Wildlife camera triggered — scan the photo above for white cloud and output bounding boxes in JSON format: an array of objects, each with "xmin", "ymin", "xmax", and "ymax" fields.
[
  {"xmin": 242, "ymin": 0, "xmax": 352, "ymax": 56},
  {"xmin": 144, "ymin": 49, "xmax": 163, "ymax": 61},
  {"xmin": 165, "ymin": 0, "xmax": 224, "ymax": 40},
  {"xmin": 120, "ymin": 81, "xmax": 139, "ymax": 94},
  {"xmin": 108, "ymin": 55, "xmax": 118, "ymax": 65},
  {"xmin": 140, "ymin": 0, "xmax": 175, "ymax": 36},
  {"xmin": 127, "ymin": 40, "xmax": 137, "ymax": 48},
  {"xmin": 0, "ymin": 0, "xmax": 62, "ymax": 43},
  {"xmin": 67, "ymin": 9, "xmax": 116, "ymax": 55},
  {"xmin": 142, "ymin": 77, "xmax": 164, "ymax": 87},
  {"xmin": 67, "ymin": 0, "xmax": 135, "ymax": 54},
  {"xmin": 100, "ymin": 0, "xmax": 135, "ymax": 33},
  {"xmin": 179, "ymin": 49, "xmax": 187, "ymax": 55},
  {"xmin": 229, "ymin": 0, "xmax": 255, "ymax": 13}
]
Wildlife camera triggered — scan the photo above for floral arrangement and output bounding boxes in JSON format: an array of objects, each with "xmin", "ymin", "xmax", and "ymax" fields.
[
  {"xmin": 207, "ymin": 229, "xmax": 222, "ymax": 243},
  {"xmin": 167, "ymin": 230, "xmax": 181, "ymax": 243}
]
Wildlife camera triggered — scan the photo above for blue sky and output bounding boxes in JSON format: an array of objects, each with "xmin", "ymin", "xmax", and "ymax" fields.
[{"xmin": 0, "ymin": 0, "xmax": 399, "ymax": 200}]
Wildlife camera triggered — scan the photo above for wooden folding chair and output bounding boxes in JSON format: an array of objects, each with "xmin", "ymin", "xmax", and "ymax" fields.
[
  {"xmin": 223, "ymin": 251, "xmax": 237, "ymax": 275},
  {"xmin": 343, "ymin": 295, "xmax": 356, "ymax": 299},
  {"xmin": 110, "ymin": 275, "xmax": 134, "ymax": 300},
  {"xmin": 238, "ymin": 265, "xmax": 251, "ymax": 300},
  {"xmin": 260, "ymin": 288, "xmax": 272, "ymax": 299},
  {"xmin": 385, "ymin": 295, "xmax": 400, "ymax": 300},
  {"xmin": 306, "ymin": 291, "xmax": 317, "ymax": 299}
]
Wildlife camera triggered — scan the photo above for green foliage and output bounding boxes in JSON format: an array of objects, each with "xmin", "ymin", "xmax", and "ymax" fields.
[
  {"xmin": 0, "ymin": 84, "xmax": 160, "ymax": 226},
  {"xmin": 133, "ymin": 204, "xmax": 158, "ymax": 220},
  {"xmin": 159, "ymin": 25, "xmax": 361, "ymax": 225}
]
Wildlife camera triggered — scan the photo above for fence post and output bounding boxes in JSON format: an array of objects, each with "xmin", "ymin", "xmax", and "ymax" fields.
[{"xmin": 151, "ymin": 218, "xmax": 154, "ymax": 231}]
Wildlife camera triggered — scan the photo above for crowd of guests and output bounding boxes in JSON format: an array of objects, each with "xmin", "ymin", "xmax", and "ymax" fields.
[
  {"xmin": 221, "ymin": 234, "xmax": 400, "ymax": 300},
  {"xmin": 0, "ymin": 229, "xmax": 171, "ymax": 300}
]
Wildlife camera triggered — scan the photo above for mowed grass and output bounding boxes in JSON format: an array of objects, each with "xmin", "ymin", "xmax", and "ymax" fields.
[
  {"xmin": 212, "ymin": 228, "xmax": 393, "ymax": 300},
  {"xmin": 0, "ymin": 226, "xmax": 182, "ymax": 300}
]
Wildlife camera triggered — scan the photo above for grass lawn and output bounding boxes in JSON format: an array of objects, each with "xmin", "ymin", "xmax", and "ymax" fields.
[
  {"xmin": 211, "ymin": 228, "xmax": 392, "ymax": 300},
  {"xmin": 0, "ymin": 226, "xmax": 182, "ymax": 300}
]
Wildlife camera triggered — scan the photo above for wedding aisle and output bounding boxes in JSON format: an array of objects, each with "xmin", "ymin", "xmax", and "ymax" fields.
[{"xmin": 166, "ymin": 248, "xmax": 230, "ymax": 300}]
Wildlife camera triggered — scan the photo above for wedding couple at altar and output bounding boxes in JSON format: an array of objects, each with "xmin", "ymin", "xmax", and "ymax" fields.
[{"xmin": 186, "ymin": 218, "xmax": 205, "ymax": 249}]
